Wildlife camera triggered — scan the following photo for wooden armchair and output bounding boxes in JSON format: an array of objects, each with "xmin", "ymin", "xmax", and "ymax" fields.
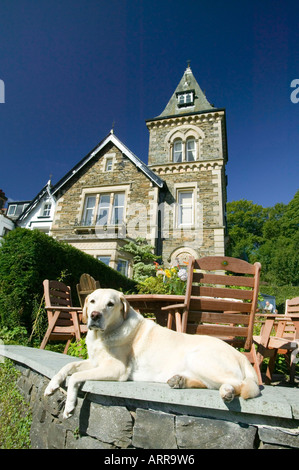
[
  {"xmin": 40, "ymin": 280, "xmax": 87, "ymax": 354},
  {"xmin": 76, "ymin": 273, "xmax": 100, "ymax": 308},
  {"xmin": 162, "ymin": 256, "xmax": 262, "ymax": 383},
  {"xmin": 253, "ymin": 296, "xmax": 299, "ymax": 383}
]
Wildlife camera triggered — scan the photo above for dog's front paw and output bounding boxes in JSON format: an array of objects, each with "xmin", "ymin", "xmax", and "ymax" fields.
[
  {"xmin": 63, "ymin": 402, "xmax": 75, "ymax": 419},
  {"xmin": 167, "ymin": 374, "xmax": 186, "ymax": 389},
  {"xmin": 219, "ymin": 383, "xmax": 235, "ymax": 402},
  {"xmin": 44, "ymin": 377, "xmax": 60, "ymax": 396}
]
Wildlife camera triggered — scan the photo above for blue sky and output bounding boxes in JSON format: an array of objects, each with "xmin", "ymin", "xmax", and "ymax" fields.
[{"xmin": 0, "ymin": 0, "xmax": 298, "ymax": 208}]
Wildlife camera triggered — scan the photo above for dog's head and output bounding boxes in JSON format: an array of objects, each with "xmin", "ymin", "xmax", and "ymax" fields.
[{"xmin": 82, "ymin": 288, "xmax": 130, "ymax": 333}]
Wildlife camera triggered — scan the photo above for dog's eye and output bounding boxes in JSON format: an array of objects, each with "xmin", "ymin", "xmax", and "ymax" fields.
[
  {"xmin": 90, "ymin": 299, "xmax": 95, "ymax": 304},
  {"xmin": 107, "ymin": 301, "xmax": 114, "ymax": 307}
]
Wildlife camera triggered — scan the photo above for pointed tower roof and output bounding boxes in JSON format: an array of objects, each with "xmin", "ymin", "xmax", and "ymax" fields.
[{"xmin": 156, "ymin": 65, "xmax": 215, "ymax": 119}]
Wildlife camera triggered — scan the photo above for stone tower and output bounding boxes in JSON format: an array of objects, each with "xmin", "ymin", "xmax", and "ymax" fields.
[{"xmin": 146, "ymin": 65, "xmax": 228, "ymax": 266}]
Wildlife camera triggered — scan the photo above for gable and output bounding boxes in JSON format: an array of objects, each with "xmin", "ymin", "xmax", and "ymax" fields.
[{"xmin": 52, "ymin": 132, "xmax": 164, "ymax": 198}]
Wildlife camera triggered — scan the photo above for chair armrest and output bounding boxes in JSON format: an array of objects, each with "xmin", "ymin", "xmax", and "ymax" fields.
[
  {"xmin": 161, "ymin": 303, "xmax": 187, "ymax": 311},
  {"xmin": 44, "ymin": 306, "xmax": 82, "ymax": 312}
]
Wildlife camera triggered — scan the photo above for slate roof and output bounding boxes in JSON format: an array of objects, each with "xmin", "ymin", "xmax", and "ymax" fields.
[
  {"xmin": 52, "ymin": 131, "xmax": 165, "ymax": 195},
  {"xmin": 147, "ymin": 65, "xmax": 216, "ymax": 121}
]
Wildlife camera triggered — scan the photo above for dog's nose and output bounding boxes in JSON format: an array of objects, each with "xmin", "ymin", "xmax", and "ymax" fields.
[{"xmin": 91, "ymin": 311, "xmax": 101, "ymax": 321}]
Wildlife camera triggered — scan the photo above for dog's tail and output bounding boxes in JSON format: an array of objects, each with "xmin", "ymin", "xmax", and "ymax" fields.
[{"xmin": 239, "ymin": 356, "xmax": 260, "ymax": 400}]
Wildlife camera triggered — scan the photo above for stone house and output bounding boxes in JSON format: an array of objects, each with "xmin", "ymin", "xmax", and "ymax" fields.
[
  {"xmin": 48, "ymin": 65, "xmax": 228, "ymax": 275},
  {"xmin": 8, "ymin": 65, "xmax": 228, "ymax": 277}
]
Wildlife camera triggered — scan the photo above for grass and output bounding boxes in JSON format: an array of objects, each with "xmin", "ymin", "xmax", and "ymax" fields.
[{"xmin": 0, "ymin": 359, "xmax": 32, "ymax": 449}]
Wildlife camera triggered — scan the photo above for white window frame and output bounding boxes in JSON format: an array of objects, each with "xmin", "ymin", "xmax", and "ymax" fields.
[
  {"xmin": 173, "ymin": 139, "xmax": 183, "ymax": 163},
  {"xmin": 175, "ymin": 183, "xmax": 197, "ymax": 229},
  {"xmin": 80, "ymin": 185, "xmax": 129, "ymax": 227},
  {"xmin": 82, "ymin": 196, "xmax": 96, "ymax": 226},
  {"xmin": 176, "ymin": 91, "xmax": 194, "ymax": 108},
  {"xmin": 105, "ymin": 157, "xmax": 113, "ymax": 172},
  {"xmin": 177, "ymin": 191, "xmax": 194, "ymax": 227},
  {"xmin": 172, "ymin": 137, "xmax": 197, "ymax": 163},
  {"xmin": 42, "ymin": 203, "xmax": 52, "ymax": 217},
  {"xmin": 186, "ymin": 138, "xmax": 196, "ymax": 161},
  {"xmin": 7, "ymin": 204, "xmax": 17, "ymax": 216}
]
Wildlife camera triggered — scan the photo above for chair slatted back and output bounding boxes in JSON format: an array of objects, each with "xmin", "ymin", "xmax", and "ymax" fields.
[
  {"xmin": 76, "ymin": 273, "xmax": 100, "ymax": 308},
  {"xmin": 281, "ymin": 296, "xmax": 299, "ymax": 340},
  {"xmin": 43, "ymin": 279, "xmax": 73, "ymax": 327},
  {"xmin": 184, "ymin": 256, "xmax": 261, "ymax": 350},
  {"xmin": 286, "ymin": 296, "xmax": 299, "ymax": 315}
]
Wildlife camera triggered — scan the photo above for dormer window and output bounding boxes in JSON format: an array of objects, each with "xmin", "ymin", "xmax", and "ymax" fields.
[{"xmin": 176, "ymin": 90, "xmax": 195, "ymax": 108}]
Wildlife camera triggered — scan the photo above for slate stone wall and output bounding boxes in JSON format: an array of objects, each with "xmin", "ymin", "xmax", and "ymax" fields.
[{"xmin": 15, "ymin": 363, "xmax": 299, "ymax": 450}]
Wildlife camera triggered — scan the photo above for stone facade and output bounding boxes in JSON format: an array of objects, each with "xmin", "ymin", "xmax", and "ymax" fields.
[
  {"xmin": 146, "ymin": 66, "xmax": 228, "ymax": 265},
  {"xmin": 50, "ymin": 139, "xmax": 161, "ymax": 276},
  {"xmin": 49, "ymin": 66, "xmax": 228, "ymax": 272}
]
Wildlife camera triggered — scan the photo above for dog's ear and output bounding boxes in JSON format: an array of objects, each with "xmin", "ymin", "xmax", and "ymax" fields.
[
  {"xmin": 82, "ymin": 294, "xmax": 90, "ymax": 324},
  {"xmin": 120, "ymin": 294, "xmax": 130, "ymax": 320}
]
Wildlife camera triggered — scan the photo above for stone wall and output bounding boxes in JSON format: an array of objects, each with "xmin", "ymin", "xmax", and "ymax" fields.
[
  {"xmin": 146, "ymin": 112, "xmax": 227, "ymax": 166},
  {"xmin": 1, "ymin": 345, "xmax": 299, "ymax": 450}
]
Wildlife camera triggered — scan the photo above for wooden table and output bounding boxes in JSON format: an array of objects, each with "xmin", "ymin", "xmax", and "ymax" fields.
[{"xmin": 125, "ymin": 294, "xmax": 185, "ymax": 328}]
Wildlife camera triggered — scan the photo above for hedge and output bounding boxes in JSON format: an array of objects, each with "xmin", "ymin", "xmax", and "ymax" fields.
[{"xmin": 0, "ymin": 228, "xmax": 136, "ymax": 333}]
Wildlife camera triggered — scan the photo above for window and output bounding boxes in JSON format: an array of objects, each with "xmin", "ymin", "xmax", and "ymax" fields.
[
  {"xmin": 105, "ymin": 158, "xmax": 113, "ymax": 172},
  {"xmin": 172, "ymin": 138, "xmax": 196, "ymax": 163},
  {"xmin": 176, "ymin": 90, "xmax": 195, "ymax": 108},
  {"xmin": 178, "ymin": 191, "xmax": 194, "ymax": 227},
  {"xmin": 7, "ymin": 203, "xmax": 29, "ymax": 218},
  {"xmin": 173, "ymin": 140, "xmax": 182, "ymax": 162},
  {"xmin": 7, "ymin": 205, "xmax": 17, "ymax": 217},
  {"xmin": 97, "ymin": 256, "xmax": 111, "ymax": 266},
  {"xmin": 82, "ymin": 196, "xmax": 96, "ymax": 225},
  {"xmin": 111, "ymin": 193, "xmax": 125, "ymax": 225},
  {"xmin": 42, "ymin": 203, "xmax": 51, "ymax": 217},
  {"xmin": 82, "ymin": 192, "xmax": 125, "ymax": 226},
  {"xmin": 97, "ymin": 194, "xmax": 110, "ymax": 225},
  {"xmin": 186, "ymin": 139, "xmax": 195, "ymax": 161},
  {"xmin": 117, "ymin": 259, "xmax": 128, "ymax": 276}
]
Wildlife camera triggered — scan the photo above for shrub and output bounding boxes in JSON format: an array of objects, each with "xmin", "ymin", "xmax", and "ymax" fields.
[{"xmin": 0, "ymin": 228, "xmax": 136, "ymax": 334}]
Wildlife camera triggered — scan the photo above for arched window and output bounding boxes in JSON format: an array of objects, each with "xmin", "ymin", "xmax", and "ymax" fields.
[
  {"xmin": 166, "ymin": 125, "xmax": 205, "ymax": 163},
  {"xmin": 186, "ymin": 138, "xmax": 195, "ymax": 161},
  {"xmin": 173, "ymin": 139, "xmax": 182, "ymax": 162}
]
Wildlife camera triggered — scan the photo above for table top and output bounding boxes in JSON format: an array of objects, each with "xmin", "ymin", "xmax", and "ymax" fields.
[{"xmin": 125, "ymin": 294, "xmax": 184, "ymax": 301}]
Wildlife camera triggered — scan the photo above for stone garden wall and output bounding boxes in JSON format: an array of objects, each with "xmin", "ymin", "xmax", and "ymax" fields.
[{"xmin": 1, "ymin": 345, "xmax": 299, "ymax": 450}]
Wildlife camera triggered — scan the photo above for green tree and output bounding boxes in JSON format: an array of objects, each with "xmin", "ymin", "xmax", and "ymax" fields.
[
  {"xmin": 226, "ymin": 200, "xmax": 268, "ymax": 261},
  {"xmin": 121, "ymin": 237, "xmax": 159, "ymax": 282},
  {"xmin": 226, "ymin": 191, "xmax": 299, "ymax": 286}
]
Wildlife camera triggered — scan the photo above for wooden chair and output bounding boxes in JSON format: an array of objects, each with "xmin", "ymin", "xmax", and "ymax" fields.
[
  {"xmin": 40, "ymin": 280, "xmax": 87, "ymax": 354},
  {"xmin": 76, "ymin": 273, "xmax": 100, "ymax": 308},
  {"xmin": 162, "ymin": 256, "xmax": 262, "ymax": 384},
  {"xmin": 253, "ymin": 296, "xmax": 299, "ymax": 384}
]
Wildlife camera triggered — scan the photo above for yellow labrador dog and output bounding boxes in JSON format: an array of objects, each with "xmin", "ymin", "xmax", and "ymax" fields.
[{"xmin": 44, "ymin": 288, "xmax": 260, "ymax": 418}]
